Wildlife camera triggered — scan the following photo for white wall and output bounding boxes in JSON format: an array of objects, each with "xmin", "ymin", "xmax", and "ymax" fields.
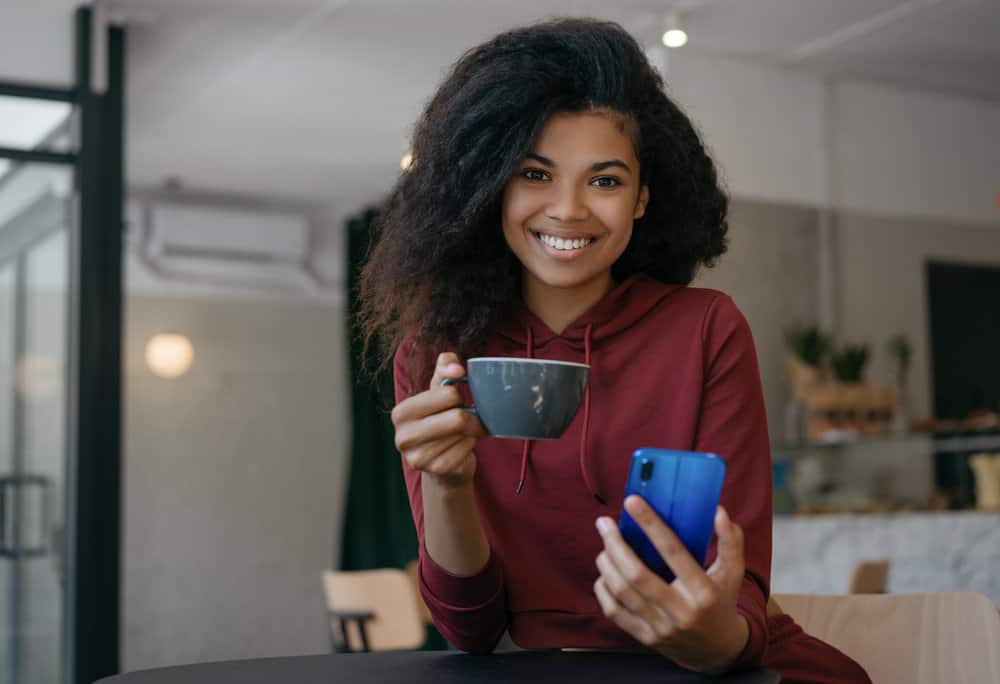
[
  {"xmin": 835, "ymin": 80, "xmax": 1000, "ymax": 226},
  {"xmin": 122, "ymin": 294, "xmax": 351, "ymax": 669},
  {"xmin": 663, "ymin": 51, "xmax": 1000, "ymax": 229},
  {"xmin": 667, "ymin": 51, "xmax": 831, "ymax": 209},
  {"xmin": 120, "ymin": 200, "xmax": 355, "ymax": 669}
]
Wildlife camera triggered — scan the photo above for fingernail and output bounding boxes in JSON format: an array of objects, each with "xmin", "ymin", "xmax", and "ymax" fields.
[{"xmin": 595, "ymin": 517, "xmax": 612, "ymax": 535}]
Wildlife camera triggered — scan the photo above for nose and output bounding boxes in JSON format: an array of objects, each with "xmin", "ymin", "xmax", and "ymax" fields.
[{"xmin": 544, "ymin": 182, "xmax": 589, "ymax": 223}]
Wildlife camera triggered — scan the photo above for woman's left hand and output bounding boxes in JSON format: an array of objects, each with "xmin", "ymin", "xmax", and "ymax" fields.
[{"xmin": 593, "ymin": 495, "xmax": 749, "ymax": 674}]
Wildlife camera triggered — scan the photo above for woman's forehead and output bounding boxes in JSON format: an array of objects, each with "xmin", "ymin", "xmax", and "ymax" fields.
[{"xmin": 530, "ymin": 110, "xmax": 640, "ymax": 164}]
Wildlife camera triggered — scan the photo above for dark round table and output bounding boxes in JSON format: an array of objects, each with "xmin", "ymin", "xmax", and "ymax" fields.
[{"xmin": 96, "ymin": 651, "xmax": 780, "ymax": 683}]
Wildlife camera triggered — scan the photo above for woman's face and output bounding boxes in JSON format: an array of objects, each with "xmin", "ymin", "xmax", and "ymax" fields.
[{"xmin": 502, "ymin": 110, "xmax": 649, "ymax": 295}]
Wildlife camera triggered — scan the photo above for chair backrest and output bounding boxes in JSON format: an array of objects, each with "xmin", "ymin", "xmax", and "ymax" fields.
[
  {"xmin": 773, "ymin": 592, "xmax": 1000, "ymax": 684},
  {"xmin": 321, "ymin": 568, "xmax": 425, "ymax": 651},
  {"xmin": 405, "ymin": 559, "xmax": 433, "ymax": 624},
  {"xmin": 848, "ymin": 559, "xmax": 890, "ymax": 594}
]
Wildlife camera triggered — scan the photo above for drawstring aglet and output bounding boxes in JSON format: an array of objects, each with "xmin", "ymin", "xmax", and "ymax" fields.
[{"xmin": 516, "ymin": 480, "xmax": 524, "ymax": 494}]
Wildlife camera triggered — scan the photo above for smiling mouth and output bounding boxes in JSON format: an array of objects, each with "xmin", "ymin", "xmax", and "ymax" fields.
[{"xmin": 532, "ymin": 231, "xmax": 596, "ymax": 252}]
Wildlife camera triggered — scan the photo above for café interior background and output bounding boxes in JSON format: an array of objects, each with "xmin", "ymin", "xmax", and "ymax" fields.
[{"xmin": 2, "ymin": 0, "xmax": 999, "ymax": 676}]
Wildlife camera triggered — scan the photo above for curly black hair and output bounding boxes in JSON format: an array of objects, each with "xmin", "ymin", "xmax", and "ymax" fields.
[{"xmin": 358, "ymin": 17, "xmax": 728, "ymax": 382}]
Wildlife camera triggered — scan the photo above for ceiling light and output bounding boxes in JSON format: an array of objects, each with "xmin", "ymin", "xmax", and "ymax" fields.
[
  {"xmin": 663, "ymin": 29, "xmax": 688, "ymax": 48},
  {"xmin": 662, "ymin": 13, "xmax": 688, "ymax": 49}
]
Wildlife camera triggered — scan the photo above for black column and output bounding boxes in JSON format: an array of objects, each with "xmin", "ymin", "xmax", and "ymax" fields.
[{"xmin": 72, "ymin": 6, "xmax": 124, "ymax": 683}]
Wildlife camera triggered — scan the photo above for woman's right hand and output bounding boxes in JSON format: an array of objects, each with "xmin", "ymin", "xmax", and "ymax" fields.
[{"xmin": 391, "ymin": 352, "xmax": 487, "ymax": 489}]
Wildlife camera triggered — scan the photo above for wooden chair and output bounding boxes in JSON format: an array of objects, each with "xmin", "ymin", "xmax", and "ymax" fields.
[
  {"xmin": 321, "ymin": 568, "xmax": 426, "ymax": 652},
  {"xmin": 405, "ymin": 559, "xmax": 433, "ymax": 624},
  {"xmin": 772, "ymin": 592, "xmax": 1000, "ymax": 684},
  {"xmin": 848, "ymin": 559, "xmax": 890, "ymax": 594}
]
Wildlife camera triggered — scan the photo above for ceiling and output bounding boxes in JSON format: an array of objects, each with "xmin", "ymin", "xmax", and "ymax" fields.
[{"xmin": 5, "ymin": 0, "xmax": 999, "ymax": 212}]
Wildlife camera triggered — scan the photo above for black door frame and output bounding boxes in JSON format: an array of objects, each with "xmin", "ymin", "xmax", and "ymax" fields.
[{"xmin": 0, "ymin": 6, "xmax": 123, "ymax": 683}]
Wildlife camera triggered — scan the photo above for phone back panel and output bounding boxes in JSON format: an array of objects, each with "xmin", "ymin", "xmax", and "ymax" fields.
[{"xmin": 619, "ymin": 448, "xmax": 726, "ymax": 583}]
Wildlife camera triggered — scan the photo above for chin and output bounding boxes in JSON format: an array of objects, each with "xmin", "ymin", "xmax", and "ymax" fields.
[{"xmin": 527, "ymin": 265, "xmax": 603, "ymax": 290}]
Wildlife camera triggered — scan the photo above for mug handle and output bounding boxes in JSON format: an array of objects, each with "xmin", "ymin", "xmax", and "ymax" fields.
[{"xmin": 441, "ymin": 376, "xmax": 478, "ymax": 415}]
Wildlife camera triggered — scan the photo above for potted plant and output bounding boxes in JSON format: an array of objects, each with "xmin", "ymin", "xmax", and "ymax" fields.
[
  {"xmin": 888, "ymin": 333, "xmax": 912, "ymax": 433},
  {"xmin": 784, "ymin": 323, "xmax": 830, "ymax": 400},
  {"xmin": 831, "ymin": 343, "xmax": 869, "ymax": 383}
]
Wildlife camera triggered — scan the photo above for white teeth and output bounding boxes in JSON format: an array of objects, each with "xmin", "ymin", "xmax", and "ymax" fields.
[{"xmin": 537, "ymin": 233, "xmax": 593, "ymax": 251}]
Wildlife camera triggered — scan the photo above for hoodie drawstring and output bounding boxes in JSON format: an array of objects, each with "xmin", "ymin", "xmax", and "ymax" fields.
[
  {"xmin": 578, "ymin": 324, "xmax": 604, "ymax": 504},
  {"xmin": 516, "ymin": 323, "xmax": 602, "ymax": 504},
  {"xmin": 517, "ymin": 326, "xmax": 534, "ymax": 494}
]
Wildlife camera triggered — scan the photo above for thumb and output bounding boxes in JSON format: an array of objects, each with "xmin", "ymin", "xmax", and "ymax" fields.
[
  {"xmin": 707, "ymin": 506, "xmax": 745, "ymax": 588},
  {"xmin": 430, "ymin": 352, "xmax": 465, "ymax": 389}
]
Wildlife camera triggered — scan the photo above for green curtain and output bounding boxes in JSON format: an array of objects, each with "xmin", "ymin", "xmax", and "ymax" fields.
[
  {"xmin": 340, "ymin": 206, "xmax": 416, "ymax": 571},
  {"xmin": 339, "ymin": 206, "xmax": 448, "ymax": 650}
]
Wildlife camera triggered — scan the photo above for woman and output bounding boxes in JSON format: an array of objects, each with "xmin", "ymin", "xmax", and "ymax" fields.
[{"xmin": 359, "ymin": 18, "xmax": 869, "ymax": 683}]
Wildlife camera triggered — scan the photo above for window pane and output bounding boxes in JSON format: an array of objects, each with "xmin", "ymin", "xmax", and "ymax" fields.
[{"xmin": 0, "ymin": 96, "xmax": 73, "ymax": 152}]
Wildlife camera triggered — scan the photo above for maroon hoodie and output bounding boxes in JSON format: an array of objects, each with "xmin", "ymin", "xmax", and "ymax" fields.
[{"xmin": 394, "ymin": 273, "xmax": 772, "ymax": 668}]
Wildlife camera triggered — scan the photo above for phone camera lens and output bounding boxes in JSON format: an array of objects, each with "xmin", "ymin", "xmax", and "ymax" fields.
[{"xmin": 640, "ymin": 460, "xmax": 654, "ymax": 481}]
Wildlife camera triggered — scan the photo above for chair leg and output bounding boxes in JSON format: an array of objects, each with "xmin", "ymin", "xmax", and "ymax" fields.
[
  {"xmin": 329, "ymin": 611, "xmax": 375, "ymax": 653},
  {"xmin": 357, "ymin": 619, "xmax": 371, "ymax": 652}
]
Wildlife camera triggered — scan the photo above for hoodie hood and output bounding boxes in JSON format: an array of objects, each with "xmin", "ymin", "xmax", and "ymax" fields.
[{"xmin": 493, "ymin": 273, "xmax": 684, "ymax": 502}]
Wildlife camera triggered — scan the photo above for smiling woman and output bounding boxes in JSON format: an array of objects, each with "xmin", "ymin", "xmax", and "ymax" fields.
[{"xmin": 358, "ymin": 17, "xmax": 870, "ymax": 684}]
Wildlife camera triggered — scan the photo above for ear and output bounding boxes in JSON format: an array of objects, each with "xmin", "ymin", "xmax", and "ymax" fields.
[{"xmin": 634, "ymin": 185, "xmax": 649, "ymax": 220}]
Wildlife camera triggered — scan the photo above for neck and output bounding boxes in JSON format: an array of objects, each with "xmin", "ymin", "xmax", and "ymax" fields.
[{"xmin": 521, "ymin": 271, "xmax": 615, "ymax": 335}]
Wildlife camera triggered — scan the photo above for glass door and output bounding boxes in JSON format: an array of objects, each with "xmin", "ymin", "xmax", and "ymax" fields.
[
  {"xmin": 0, "ymin": 7, "xmax": 125, "ymax": 682},
  {"xmin": 0, "ymin": 163, "xmax": 73, "ymax": 684}
]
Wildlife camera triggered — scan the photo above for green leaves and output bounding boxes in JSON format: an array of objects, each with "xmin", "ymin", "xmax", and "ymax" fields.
[
  {"xmin": 785, "ymin": 322, "xmax": 831, "ymax": 367},
  {"xmin": 831, "ymin": 343, "xmax": 870, "ymax": 382},
  {"xmin": 888, "ymin": 333, "xmax": 911, "ymax": 374}
]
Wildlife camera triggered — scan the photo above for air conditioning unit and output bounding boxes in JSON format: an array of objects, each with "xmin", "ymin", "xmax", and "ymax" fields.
[{"xmin": 136, "ymin": 201, "xmax": 330, "ymax": 293}]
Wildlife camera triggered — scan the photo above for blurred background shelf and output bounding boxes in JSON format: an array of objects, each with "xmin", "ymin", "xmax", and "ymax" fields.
[{"xmin": 771, "ymin": 430, "xmax": 1000, "ymax": 514}]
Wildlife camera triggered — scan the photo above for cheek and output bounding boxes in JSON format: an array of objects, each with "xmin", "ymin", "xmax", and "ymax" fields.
[
  {"xmin": 596, "ymin": 197, "xmax": 638, "ymax": 240},
  {"xmin": 502, "ymin": 187, "xmax": 533, "ymax": 226},
  {"xmin": 501, "ymin": 188, "xmax": 538, "ymax": 245}
]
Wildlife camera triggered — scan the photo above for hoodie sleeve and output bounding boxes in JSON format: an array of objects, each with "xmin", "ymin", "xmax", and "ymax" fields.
[
  {"xmin": 393, "ymin": 342, "xmax": 508, "ymax": 654},
  {"xmin": 693, "ymin": 295, "xmax": 772, "ymax": 670}
]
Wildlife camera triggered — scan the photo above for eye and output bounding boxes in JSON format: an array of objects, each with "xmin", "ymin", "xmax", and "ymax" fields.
[
  {"xmin": 520, "ymin": 168, "xmax": 550, "ymax": 182},
  {"xmin": 591, "ymin": 176, "xmax": 621, "ymax": 188}
]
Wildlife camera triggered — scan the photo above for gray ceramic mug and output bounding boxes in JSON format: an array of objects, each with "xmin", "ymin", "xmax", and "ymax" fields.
[{"xmin": 442, "ymin": 357, "xmax": 590, "ymax": 440}]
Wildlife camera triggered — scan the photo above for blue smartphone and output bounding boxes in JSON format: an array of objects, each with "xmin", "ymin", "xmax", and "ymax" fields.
[{"xmin": 619, "ymin": 448, "xmax": 727, "ymax": 583}]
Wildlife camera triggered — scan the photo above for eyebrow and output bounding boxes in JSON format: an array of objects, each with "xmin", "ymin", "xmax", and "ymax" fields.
[{"xmin": 525, "ymin": 152, "xmax": 632, "ymax": 174}]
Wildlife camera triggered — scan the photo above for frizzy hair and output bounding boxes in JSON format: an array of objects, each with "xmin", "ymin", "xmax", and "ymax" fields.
[{"xmin": 358, "ymin": 17, "xmax": 728, "ymax": 385}]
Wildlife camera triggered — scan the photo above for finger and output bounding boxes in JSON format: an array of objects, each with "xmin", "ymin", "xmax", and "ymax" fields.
[
  {"xmin": 706, "ymin": 507, "xmax": 745, "ymax": 587},
  {"xmin": 424, "ymin": 436, "xmax": 477, "ymax": 476},
  {"xmin": 593, "ymin": 578, "xmax": 657, "ymax": 647},
  {"xmin": 596, "ymin": 551, "xmax": 675, "ymax": 635},
  {"xmin": 595, "ymin": 516, "xmax": 689, "ymax": 620},
  {"xmin": 397, "ymin": 403, "xmax": 482, "ymax": 445},
  {"xmin": 391, "ymin": 383, "xmax": 464, "ymax": 426},
  {"xmin": 595, "ymin": 551, "xmax": 647, "ymax": 615},
  {"xmin": 402, "ymin": 433, "xmax": 466, "ymax": 471},
  {"xmin": 429, "ymin": 352, "xmax": 466, "ymax": 389},
  {"xmin": 623, "ymin": 496, "xmax": 710, "ymax": 592}
]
